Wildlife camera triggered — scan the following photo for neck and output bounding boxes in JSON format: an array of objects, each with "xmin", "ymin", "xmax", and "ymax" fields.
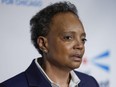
[{"xmin": 42, "ymin": 58, "xmax": 71, "ymax": 86}]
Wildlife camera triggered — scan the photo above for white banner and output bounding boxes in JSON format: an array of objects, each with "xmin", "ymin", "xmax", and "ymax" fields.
[{"xmin": 0, "ymin": 0, "xmax": 116, "ymax": 87}]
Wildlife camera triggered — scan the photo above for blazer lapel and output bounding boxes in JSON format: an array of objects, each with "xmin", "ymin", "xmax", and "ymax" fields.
[{"xmin": 25, "ymin": 59, "xmax": 52, "ymax": 87}]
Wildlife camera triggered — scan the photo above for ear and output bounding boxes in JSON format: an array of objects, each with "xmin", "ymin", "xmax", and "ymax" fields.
[{"xmin": 37, "ymin": 36, "xmax": 48, "ymax": 53}]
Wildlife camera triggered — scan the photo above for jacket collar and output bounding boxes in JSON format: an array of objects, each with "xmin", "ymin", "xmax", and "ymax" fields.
[
  {"xmin": 25, "ymin": 59, "xmax": 51, "ymax": 87},
  {"xmin": 25, "ymin": 59, "xmax": 85, "ymax": 87}
]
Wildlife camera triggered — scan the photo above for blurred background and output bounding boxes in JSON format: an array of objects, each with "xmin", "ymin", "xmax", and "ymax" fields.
[{"xmin": 0, "ymin": 0, "xmax": 116, "ymax": 87}]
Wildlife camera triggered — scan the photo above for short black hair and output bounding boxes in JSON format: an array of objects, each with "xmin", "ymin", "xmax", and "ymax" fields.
[{"xmin": 30, "ymin": 1, "xmax": 79, "ymax": 55}]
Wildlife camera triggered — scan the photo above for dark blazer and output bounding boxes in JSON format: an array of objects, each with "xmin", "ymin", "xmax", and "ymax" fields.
[{"xmin": 0, "ymin": 60, "xmax": 99, "ymax": 87}]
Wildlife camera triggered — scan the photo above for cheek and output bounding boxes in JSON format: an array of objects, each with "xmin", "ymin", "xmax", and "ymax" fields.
[
  {"xmin": 81, "ymin": 46, "xmax": 85, "ymax": 57},
  {"xmin": 58, "ymin": 41, "xmax": 72, "ymax": 52},
  {"xmin": 54, "ymin": 43, "xmax": 70, "ymax": 56},
  {"xmin": 47, "ymin": 42, "xmax": 70, "ymax": 65},
  {"xmin": 83, "ymin": 46, "xmax": 85, "ymax": 53},
  {"xmin": 49, "ymin": 42, "xmax": 71, "ymax": 59}
]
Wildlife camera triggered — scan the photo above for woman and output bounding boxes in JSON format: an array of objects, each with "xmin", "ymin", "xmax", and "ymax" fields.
[{"xmin": 0, "ymin": 1, "xmax": 99, "ymax": 87}]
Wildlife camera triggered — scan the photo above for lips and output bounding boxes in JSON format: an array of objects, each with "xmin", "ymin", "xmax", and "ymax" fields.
[{"xmin": 70, "ymin": 54, "xmax": 82, "ymax": 61}]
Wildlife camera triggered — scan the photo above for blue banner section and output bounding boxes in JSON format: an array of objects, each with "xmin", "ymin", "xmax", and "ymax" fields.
[
  {"xmin": 92, "ymin": 50, "xmax": 110, "ymax": 72},
  {"xmin": 0, "ymin": 0, "xmax": 42, "ymax": 7}
]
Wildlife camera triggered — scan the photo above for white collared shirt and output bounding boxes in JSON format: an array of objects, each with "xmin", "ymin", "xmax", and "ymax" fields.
[{"xmin": 35, "ymin": 58, "xmax": 80, "ymax": 87}]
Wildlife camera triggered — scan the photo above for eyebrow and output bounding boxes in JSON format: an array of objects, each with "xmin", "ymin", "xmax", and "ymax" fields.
[
  {"xmin": 58, "ymin": 31, "xmax": 86, "ymax": 38},
  {"xmin": 61, "ymin": 31, "xmax": 86, "ymax": 36},
  {"xmin": 81, "ymin": 32, "xmax": 86, "ymax": 37}
]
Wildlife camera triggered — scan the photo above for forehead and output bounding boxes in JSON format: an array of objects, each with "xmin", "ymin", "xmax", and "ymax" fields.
[{"xmin": 49, "ymin": 12, "xmax": 85, "ymax": 35}]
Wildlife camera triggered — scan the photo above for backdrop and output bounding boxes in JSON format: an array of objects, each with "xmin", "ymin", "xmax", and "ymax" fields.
[{"xmin": 0, "ymin": 0, "xmax": 116, "ymax": 87}]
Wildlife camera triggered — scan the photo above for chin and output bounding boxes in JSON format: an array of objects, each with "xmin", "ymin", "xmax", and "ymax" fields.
[
  {"xmin": 73, "ymin": 65, "xmax": 81, "ymax": 69},
  {"xmin": 69, "ymin": 63, "xmax": 81, "ymax": 70}
]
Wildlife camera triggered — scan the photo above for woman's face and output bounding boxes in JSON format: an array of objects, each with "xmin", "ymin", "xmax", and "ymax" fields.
[{"xmin": 45, "ymin": 12, "xmax": 86, "ymax": 71}]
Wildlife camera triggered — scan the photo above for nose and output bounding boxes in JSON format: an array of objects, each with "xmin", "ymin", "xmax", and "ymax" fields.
[{"xmin": 73, "ymin": 39, "xmax": 84, "ymax": 50}]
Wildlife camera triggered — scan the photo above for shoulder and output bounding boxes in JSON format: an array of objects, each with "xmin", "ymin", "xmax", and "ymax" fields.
[
  {"xmin": 74, "ymin": 71, "xmax": 95, "ymax": 81},
  {"xmin": 0, "ymin": 72, "xmax": 28, "ymax": 87},
  {"xmin": 74, "ymin": 71, "xmax": 99, "ymax": 87}
]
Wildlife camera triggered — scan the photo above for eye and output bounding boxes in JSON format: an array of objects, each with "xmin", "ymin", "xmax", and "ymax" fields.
[
  {"xmin": 63, "ymin": 35, "xmax": 73, "ymax": 40},
  {"xmin": 60, "ymin": 32, "xmax": 74, "ymax": 41},
  {"xmin": 82, "ymin": 38, "xmax": 87, "ymax": 44}
]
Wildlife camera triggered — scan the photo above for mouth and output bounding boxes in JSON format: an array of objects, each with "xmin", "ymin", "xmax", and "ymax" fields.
[{"xmin": 70, "ymin": 54, "xmax": 82, "ymax": 62}]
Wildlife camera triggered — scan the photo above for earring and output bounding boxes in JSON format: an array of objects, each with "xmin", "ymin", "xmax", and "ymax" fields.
[{"xmin": 43, "ymin": 49, "xmax": 47, "ymax": 53}]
